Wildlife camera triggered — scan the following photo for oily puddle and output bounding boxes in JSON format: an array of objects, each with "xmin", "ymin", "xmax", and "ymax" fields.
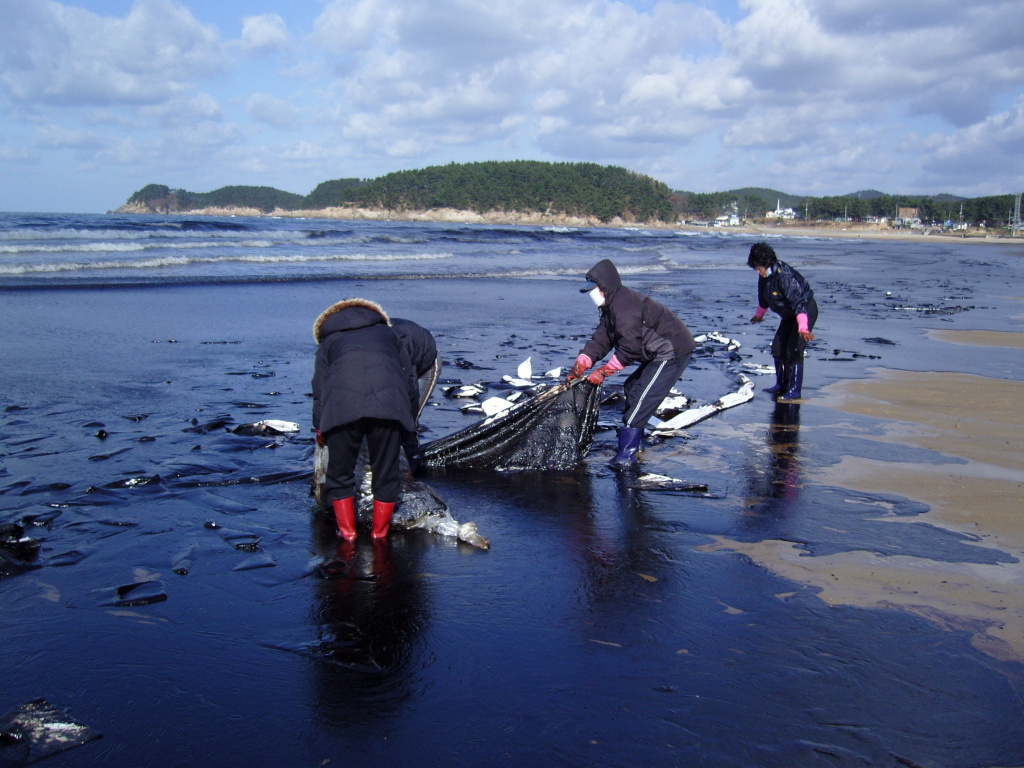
[{"xmin": 702, "ymin": 364, "xmax": 1024, "ymax": 665}]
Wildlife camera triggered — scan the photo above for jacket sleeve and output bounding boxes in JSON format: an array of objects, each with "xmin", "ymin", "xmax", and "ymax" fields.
[
  {"xmin": 581, "ymin": 313, "xmax": 613, "ymax": 364},
  {"xmin": 311, "ymin": 346, "xmax": 326, "ymax": 430},
  {"xmin": 780, "ymin": 269, "xmax": 812, "ymax": 316}
]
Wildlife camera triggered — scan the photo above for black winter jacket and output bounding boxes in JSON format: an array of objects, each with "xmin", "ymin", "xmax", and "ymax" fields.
[
  {"xmin": 391, "ymin": 317, "xmax": 439, "ymax": 421},
  {"xmin": 391, "ymin": 318, "xmax": 438, "ymax": 379},
  {"xmin": 581, "ymin": 259, "xmax": 695, "ymax": 366},
  {"xmin": 311, "ymin": 299, "xmax": 415, "ymax": 434},
  {"xmin": 757, "ymin": 260, "xmax": 815, "ymax": 319}
]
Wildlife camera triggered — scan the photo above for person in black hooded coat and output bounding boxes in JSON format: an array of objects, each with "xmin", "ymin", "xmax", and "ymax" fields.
[
  {"xmin": 567, "ymin": 258, "xmax": 696, "ymax": 468},
  {"xmin": 312, "ymin": 298, "xmax": 415, "ymax": 541}
]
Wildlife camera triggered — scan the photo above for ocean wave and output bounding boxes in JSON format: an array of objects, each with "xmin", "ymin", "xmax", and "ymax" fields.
[
  {"xmin": 0, "ymin": 235, "xmax": 393, "ymax": 255},
  {"xmin": 0, "ymin": 251, "xmax": 454, "ymax": 275},
  {"xmin": 0, "ymin": 224, "xmax": 338, "ymax": 244}
]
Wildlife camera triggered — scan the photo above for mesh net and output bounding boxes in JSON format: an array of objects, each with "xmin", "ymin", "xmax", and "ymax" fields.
[{"xmin": 418, "ymin": 379, "xmax": 600, "ymax": 470}]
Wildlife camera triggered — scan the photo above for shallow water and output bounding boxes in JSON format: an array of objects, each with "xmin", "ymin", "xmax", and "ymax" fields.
[{"xmin": 2, "ymin": 216, "xmax": 1024, "ymax": 767}]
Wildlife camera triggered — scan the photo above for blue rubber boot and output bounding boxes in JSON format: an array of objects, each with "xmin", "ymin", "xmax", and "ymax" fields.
[
  {"xmin": 610, "ymin": 427, "xmax": 643, "ymax": 469},
  {"xmin": 763, "ymin": 358, "xmax": 788, "ymax": 396},
  {"xmin": 777, "ymin": 363, "xmax": 804, "ymax": 402}
]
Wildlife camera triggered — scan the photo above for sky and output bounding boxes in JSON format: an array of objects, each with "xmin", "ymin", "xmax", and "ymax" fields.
[{"xmin": 1, "ymin": 0, "xmax": 1023, "ymax": 213}]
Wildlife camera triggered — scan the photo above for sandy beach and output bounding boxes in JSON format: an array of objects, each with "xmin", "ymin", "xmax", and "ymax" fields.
[
  {"xmin": 3, "ymin": 211, "xmax": 1024, "ymax": 766},
  {"xmin": 130, "ymin": 202, "xmax": 1024, "ymax": 248},
  {"xmin": 704, "ymin": 328, "xmax": 1024, "ymax": 668}
]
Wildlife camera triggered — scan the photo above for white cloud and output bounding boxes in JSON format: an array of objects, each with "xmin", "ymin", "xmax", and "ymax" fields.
[
  {"xmin": 311, "ymin": 0, "xmax": 728, "ymax": 159},
  {"xmin": 139, "ymin": 93, "xmax": 223, "ymax": 128},
  {"xmin": 0, "ymin": 0, "xmax": 224, "ymax": 106},
  {"xmin": 917, "ymin": 96, "xmax": 1024, "ymax": 187},
  {"xmin": 3, "ymin": 0, "xmax": 1024, "ymax": 211},
  {"xmin": 246, "ymin": 93, "xmax": 301, "ymax": 130},
  {"xmin": 32, "ymin": 124, "xmax": 105, "ymax": 149},
  {"xmin": 241, "ymin": 14, "xmax": 291, "ymax": 53}
]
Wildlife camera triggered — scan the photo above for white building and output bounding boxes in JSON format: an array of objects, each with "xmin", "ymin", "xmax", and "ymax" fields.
[{"xmin": 765, "ymin": 199, "xmax": 796, "ymax": 219}]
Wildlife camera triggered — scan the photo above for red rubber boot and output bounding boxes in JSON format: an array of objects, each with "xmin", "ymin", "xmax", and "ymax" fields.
[
  {"xmin": 371, "ymin": 500, "xmax": 395, "ymax": 539},
  {"xmin": 331, "ymin": 497, "xmax": 357, "ymax": 541}
]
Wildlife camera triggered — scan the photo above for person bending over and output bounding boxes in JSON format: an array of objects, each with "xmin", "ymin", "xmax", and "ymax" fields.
[
  {"xmin": 747, "ymin": 242, "xmax": 818, "ymax": 401},
  {"xmin": 312, "ymin": 298, "xmax": 416, "ymax": 540},
  {"xmin": 567, "ymin": 258, "xmax": 695, "ymax": 469}
]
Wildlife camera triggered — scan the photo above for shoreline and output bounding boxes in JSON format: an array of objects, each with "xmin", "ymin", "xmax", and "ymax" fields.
[
  {"xmin": 704, "ymin": 330, "xmax": 1024, "ymax": 666},
  {"xmin": 112, "ymin": 203, "xmax": 1024, "ymax": 247}
]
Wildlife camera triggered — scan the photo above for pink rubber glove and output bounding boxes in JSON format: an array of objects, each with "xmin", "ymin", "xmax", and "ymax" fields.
[
  {"xmin": 797, "ymin": 313, "xmax": 815, "ymax": 341},
  {"xmin": 586, "ymin": 354, "xmax": 624, "ymax": 385},
  {"xmin": 567, "ymin": 354, "xmax": 592, "ymax": 381}
]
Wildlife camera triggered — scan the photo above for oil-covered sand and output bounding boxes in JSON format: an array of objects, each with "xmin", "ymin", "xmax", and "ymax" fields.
[{"xmin": 2, "ymin": 233, "xmax": 1023, "ymax": 767}]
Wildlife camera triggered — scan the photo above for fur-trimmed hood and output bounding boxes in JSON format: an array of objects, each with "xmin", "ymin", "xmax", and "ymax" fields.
[{"xmin": 313, "ymin": 298, "xmax": 391, "ymax": 343}]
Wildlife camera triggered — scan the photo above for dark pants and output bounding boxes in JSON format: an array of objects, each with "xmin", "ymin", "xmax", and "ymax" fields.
[
  {"xmin": 621, "ymin": 352, "xmax": 692, "ymax": 429},
  {"xmin": 324, "ymin": 418, "xmax": 403, "ymax": 504},
  {"xmin": 771, "ymin": 299, "xmax": 818, "ymax": 364}
]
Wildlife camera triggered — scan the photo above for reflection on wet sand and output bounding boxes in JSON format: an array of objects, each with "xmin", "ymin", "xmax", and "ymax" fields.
[
  {"xmin": 706, "ymin": 356, "xmax": 1024, "ymax": 666},
  {"xmin": 303, "ymin": 515, "xmax": 431, "ymax": 724}
]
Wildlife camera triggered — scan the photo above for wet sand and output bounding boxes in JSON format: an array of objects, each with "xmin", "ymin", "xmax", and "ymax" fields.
[
  {"xmin": 5, "ymin": 227, "xmax": 1024, "ymax": 766},
  {"xmin": 704, "ymin": 331, "xmax": 1024, "ymax": 665}
]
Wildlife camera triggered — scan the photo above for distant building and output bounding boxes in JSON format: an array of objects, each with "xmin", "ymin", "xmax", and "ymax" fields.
[
  {"xmin": 898, "ymin": 207, "xmax": 919, "ymax": 219},
  {"xmin": 765, "ymin": 199, "xmax": 796, "ymax": 219}
]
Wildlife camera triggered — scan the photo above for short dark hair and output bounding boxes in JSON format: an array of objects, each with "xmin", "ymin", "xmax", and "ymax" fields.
[{"xmin": 747, "ymin": 242, "xmax": 777, "ymax": 269}]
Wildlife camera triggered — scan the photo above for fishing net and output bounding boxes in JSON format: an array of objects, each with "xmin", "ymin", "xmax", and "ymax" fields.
[{"xmin": 417, "ymin": 379, "xmax": 601, "ymax": 471}]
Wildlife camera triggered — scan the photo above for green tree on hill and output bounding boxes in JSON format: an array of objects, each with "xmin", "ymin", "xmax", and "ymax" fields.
[{"xmin": 334, "ymin": 161, "xmax": 673, "ymax": 223}]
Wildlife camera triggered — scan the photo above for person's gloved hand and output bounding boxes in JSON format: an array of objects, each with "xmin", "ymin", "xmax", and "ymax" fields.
[
  {"xmin": 566, "ymin": 354, "xmax": 592, "ymax": 381},
  {"xmin": 315, "ymin": 429, "xmax": 326, "ymax": 446},
  {"xmin": 797, "ymin": 313, "xmax": 814, "ymax": 342},
  {"xmin": 586, "ymin": 354, "xmax": 624, "ymax": 385}
]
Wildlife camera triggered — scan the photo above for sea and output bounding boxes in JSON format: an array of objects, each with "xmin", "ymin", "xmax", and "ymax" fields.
[
  {"xmin": 2, "ymin": 211, "xmax": 1023, "ymax": 767},
  {"xmin": 0, "ymin": 210, "xmax": 775, "ymax": 288}
]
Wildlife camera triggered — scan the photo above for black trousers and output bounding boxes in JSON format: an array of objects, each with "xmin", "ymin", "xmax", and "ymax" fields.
[
  {"xmin": 324, "ymin": 418, "xmax": 403, "ymax": 504},
  {"xmin": 771, "ymin": 298, "xmax": 818, "ymax": 364},
  {"xmin": 621, "ymin": 352, "xmax": 692, "ymax": 429}
]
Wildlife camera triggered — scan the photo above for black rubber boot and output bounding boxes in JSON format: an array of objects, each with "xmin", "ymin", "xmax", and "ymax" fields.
[
  {"xmin": 777, "ymin": 363, "xmax": 804, "ymax": 401},
  {"xmin": 610, "ymin": 427, "xmax": 643, "ymax": 469},
  {"xmin": 763, "ymin": 358, "xmax": 788, "ymax": 396}
]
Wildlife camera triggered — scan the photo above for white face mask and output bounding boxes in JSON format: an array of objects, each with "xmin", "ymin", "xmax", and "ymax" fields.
[{"xmin": 589, "ymin": 286, "xmax": 605, "ymax": 307}]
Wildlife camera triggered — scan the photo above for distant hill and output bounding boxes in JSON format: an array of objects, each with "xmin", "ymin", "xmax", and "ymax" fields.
[
  {"xmin": 125, "ymin": 184, "xmax": 304, "ymax": 214},
  {"xmin": 303, "ymin": 178, "xmax": 366, "ymax": 210},
  {"xmin": 121, "ymin": 161, "xmax": 674, "ymax": 223},
  {"xmin": 118, "ymin": 164, "xmax": 1019, "ymax": 226},
  {"xmin": 726, "ymin": 187, "xmax": 802, "ymax": 209}
]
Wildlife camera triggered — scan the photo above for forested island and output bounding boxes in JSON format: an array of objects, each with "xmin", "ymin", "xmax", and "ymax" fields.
[{"xmin": 116, "ymin": 160, "xmax": 1020, "ymax": 229}]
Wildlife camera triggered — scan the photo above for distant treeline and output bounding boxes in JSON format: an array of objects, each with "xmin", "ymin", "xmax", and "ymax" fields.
[
  {"xmin": 123, "ymin": 161, "xmax": 1020, "ymax": 226},
  {"xmin": 678, "ymin": 187, "xmax": 1017, "ymax": 226},
  {"xmin": 125, "ymin": 161, "xmax": 673, "ymax": 223}
]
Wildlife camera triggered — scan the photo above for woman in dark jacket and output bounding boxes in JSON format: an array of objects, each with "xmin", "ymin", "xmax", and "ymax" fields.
[
  {"xmin": 747, "ymin": 242, "xmax": 818, "ymax": 401},
  {"xmin": 312, "ymin": 298, "xmax": 415, "ymax": 540},
  {"xmin": 567, "ymin": 258, "xmax": 696, "ymax": 468}
]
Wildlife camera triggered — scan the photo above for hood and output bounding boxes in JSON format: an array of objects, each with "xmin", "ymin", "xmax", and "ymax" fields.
[
  {"xmin": 584, "ymin": 259, "xmax": 623, "ymax": 295},
  {"xmin": 313, "ymin": 298, "xmax": 391, "ymax": 343}
]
